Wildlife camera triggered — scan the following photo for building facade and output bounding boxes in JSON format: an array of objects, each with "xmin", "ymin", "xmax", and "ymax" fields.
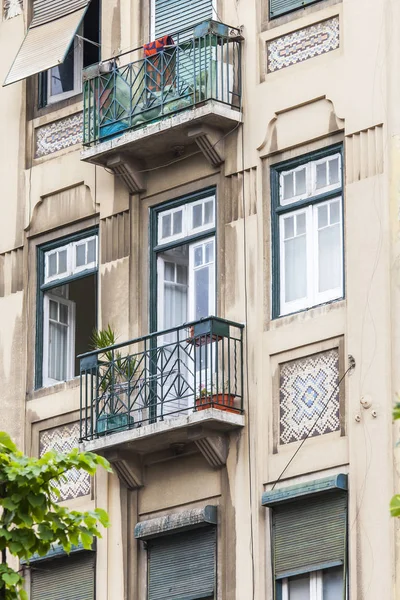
[{"xmin": 0, "ymin": 0, "xmax": 399, "ymax": 598}]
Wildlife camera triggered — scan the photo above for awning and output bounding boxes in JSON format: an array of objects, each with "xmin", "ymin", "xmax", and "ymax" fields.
[{"xmin": 3, "ymin": 0, "xmax": 91, "ymax": 86}]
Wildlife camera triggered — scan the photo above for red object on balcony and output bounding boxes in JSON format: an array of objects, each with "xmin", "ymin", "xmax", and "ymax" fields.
[
  {"xmin": 196, "ymin": 394, "xmax": 237, "ymax": 413},
  {"xmin": 143, "ymin": 35, "xmax": 174, "ymax": 57},
  {"xmin": 143, "ymin": 35, "xmax": 176, "ymax": 94}
]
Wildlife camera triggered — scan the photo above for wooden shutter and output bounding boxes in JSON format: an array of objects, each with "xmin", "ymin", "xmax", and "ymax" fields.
[
  {"xmin": 154, "ymin": 0, "xmax": 213, "ymax": 39},
  {"xmin": 31, "ymin": 552, "xmax": 95, "ymax": 600},
  {"xmin": 148, "ymin": 527, "xmax": 216, "ymax": 600},
  {"xmin": 270, "ymin": 0, "xmax": 319, "ymax": 19},
  {"xmin": 272, "ymin": 493, "xmax": 347, "ymax": 578}
]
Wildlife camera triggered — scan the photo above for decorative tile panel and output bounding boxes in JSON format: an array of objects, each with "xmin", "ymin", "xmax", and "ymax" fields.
[
  {"xmin": 267, "ymin": 17, "xmax": 340, "ymax": 73},
  {"xmin": 39, "ymin": 423, "xmax": 90, "ymax": 501},
  {"xmin": 4, "ymin": 0, "xmax": 22, "ymax": 19},
  {"xmin": 279, "ymin": 349, "xmax": 340, "ymax": 445},
  {"xmin": 35, "ymin": 112, "xmax": 83, "ymax": 158}
]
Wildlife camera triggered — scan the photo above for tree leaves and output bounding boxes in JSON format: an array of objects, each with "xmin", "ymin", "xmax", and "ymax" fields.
[{"xmin": 0, "ymin": 431, "xmax": 111, "ymax": 599}]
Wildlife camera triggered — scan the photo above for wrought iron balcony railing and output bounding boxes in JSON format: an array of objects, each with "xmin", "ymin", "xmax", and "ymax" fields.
[
  {"xmin": 83, "ymin": 20, "xmax": 242, "ymax": 146},
  {"xmin": 79, "ymin": 317, "xmax": 244, "ymax": 442}
]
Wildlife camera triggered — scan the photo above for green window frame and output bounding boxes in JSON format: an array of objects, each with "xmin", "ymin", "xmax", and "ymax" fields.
[
  {"xmin": 35, "ymin": 228, "xmax": 99, "ymax": 389},
  {"xmin": 269, "ymin": 0, "xmax": 324, "ymax": 20},
  {"xmin": 270, "ymin": 144, "xmax": 344, "ymax": 319},
  {"xmin": 149, "ymin": 187, "xmax": 217, "ymax": 334}
]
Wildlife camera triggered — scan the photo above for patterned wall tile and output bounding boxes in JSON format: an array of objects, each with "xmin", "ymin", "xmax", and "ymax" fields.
[
  {"xmin": 267, "ymin": 17, "xmax": 340, "ymax": 73},
  {"xmin": 39, "ymin": 423, "xmax": 90, "ymax": 501},
  {"xmin": 35, "ymin": 112, "xmax": 83, "ymax": 158},
  {"xmin": 279, "ymin": 349, "xmax": 340, "ymax": 445},
  {"xmin": 3, "ymin": 0, "xmax": 22, "ymax": 19}
]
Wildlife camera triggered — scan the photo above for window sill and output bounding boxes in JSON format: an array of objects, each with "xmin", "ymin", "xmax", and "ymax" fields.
[
  {"xmin": 28, "ymin": 377, "xmax": 80, "ymax": 402},
  {"xmin": 34, "ymin": 92, "xmax": 83, "ymax": 122},
  {"xmin": 270, "ymin": 297, "xmax": 345, "ymax": 329},
  {"xmin": 261, "ymin": 0, "xmax": 341, "ymax": 33}
]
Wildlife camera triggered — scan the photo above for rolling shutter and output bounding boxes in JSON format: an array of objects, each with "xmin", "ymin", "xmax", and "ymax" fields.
[
  {"xmin": 273, "ymin": 493, "xmax": 347, "ymax": 579},
  {"xmin": 270, "ymin": 0, "xmax": 319, "ymax": 19},
  {"xmin": 154, "ymin": 0, "xmax": 213, "ymax": 39},
  {"xmin": 31, "ymin": 552, "xmax": 95, "ymax": 600},
  {"xmin": 148, "ymin": 527, "xmax": 216, "ymax": 600},
  {"xmin": 3, "ymin": 0, "xmax": 92, "ymax": 86}
]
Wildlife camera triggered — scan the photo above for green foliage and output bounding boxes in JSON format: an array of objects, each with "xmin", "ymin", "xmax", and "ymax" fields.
[
  {"xmin": 91, "ymin": 325, "xmax": 136, "ymax": 393},
  {"xmin": 0, "ymin": 431, "xmax": 111, "ymax": 599}
]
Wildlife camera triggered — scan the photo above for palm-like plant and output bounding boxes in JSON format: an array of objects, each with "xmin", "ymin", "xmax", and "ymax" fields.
[{"xmin": 91, "ymin": 325, "xmax": 136, "ymax": 393}]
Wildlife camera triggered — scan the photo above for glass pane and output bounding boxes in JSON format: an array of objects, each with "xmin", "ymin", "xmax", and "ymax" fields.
[
  {"xmin": 164, "ymin": 283, "xmax": 187, "ymax": 328},
  {"xmin": 330, "ymin": 200, "xmax": 340, "ymax": 224},
  {"xmin": 323, "ymin": 567, "xmax": 343, "ymax": 600},
  {"xmin": 58, "ymin": 249, "xmax": 67, "ymax": 274},
  {"xmin": 162, "ymin": 214, "xmax": 171, "ymax": 239},
  {"xmin": 284, "ymin": 234, "xmax": 307, "ymax": 303},
  {"xmin": 176, "ymin": 264, "xmax": 187, "ymax": 284},
  {"xmin": 284, "ymin": 216, "xmax": 294, "ymax": 239},
  {"xmin": 329, "ymin": 158, "xmax": 340, "ymax": 185},
  {"xmin": 204, "ymin": 200, "xmax": 214, "ymax": 224},
  {"xmin": 316, "ymin": 162, "xmax": 327, "ymax": 189},
  {"xmin": 87, "ymin": 239, "xmax": 96, "ymax": 264},
  {"xmin": 205, "ymin": 241, "xmax": 214, "ymax": 263},
  {"xmin": 164, "ymin": 262, "xmax": 175, "ymax": 282},
  {"xmin": 48, "ymin": 253, "xmax": 57, "ymax": 278},
  {"xmin": 173, "ymin": 211, "xmax": 183, "ymax": 235},
  {"xmin": 288, "ymin": 574, "xmax": 310, "ymax": 599},
  {"xmin": 59, "ymin": 303, "xmax": 68, "ymax": 325},
  {"xmin": 318, "ymin": 204, "xmax": 328, "ymax": 228},
  {"xmin": 283, "ymin": 172, "xmax": 294, "ymax": 200},
  {"xmin": 194, "ymin": 246, "xmax": 203, "ymax": 267},
  {"xmin": 48, "ymin": 321, "xmax": 68, "ymax": 381},
  {"xmin": 296, "ymin": 168, "xmax": 306, "ymax": 195},
  {"xmin": 193, "ymin": 204, "xmax": 203, "ymax": 229},
  {"xmin": 318, "ymin": 223, "xmax": 341, "ymax": 293},
  {"xmin": 76, "ymin": 244, "xmax": 86, "ymax": 268},
  {"xmin": 50, "ymin": 45, "xmax": 74, "ymax": 96},
  {"xmin": 296, "ymin": 213, "xmax": 306, "ymax": 235},
  {"xmin": 194, "ymin": 267, "xmax": 209, "ymax": 320},
  {"xmin": 49, "ymin": 299, "xmax": 58, "ymax": 321}
]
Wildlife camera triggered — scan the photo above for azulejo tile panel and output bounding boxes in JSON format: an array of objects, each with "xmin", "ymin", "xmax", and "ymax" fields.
[
  {"xmin": 3, "ymin": 0, "xmax": 22, "ymax": 20},
  {"xmin": 35, "ymin": 112, "xmax": 83, "ymax": 158},
  {"xmin": 279, "ymin": 348, "xmax": 340, "ymax": 445},
  {"xmin": 267, "ymin": 17, "xmax": 340, "ymax": 73},
  {"xmin": 39, "ymin": 422, "xmax": 90, "ymax": 501}
]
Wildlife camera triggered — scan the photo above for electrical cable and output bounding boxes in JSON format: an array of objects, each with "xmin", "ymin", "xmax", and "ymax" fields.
[{"xmin": 270, "ymin": 357, "xmax": 356, "ymax": 491}]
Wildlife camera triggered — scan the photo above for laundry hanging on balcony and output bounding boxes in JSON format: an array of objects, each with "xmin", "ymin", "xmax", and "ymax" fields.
[
  {"xmin": 3, "ymin": 0, "xmax": 92, "ymax": 86},
  {"xmin": 143, "ymin": 35, "xmax": 176, "ymax": 95}
]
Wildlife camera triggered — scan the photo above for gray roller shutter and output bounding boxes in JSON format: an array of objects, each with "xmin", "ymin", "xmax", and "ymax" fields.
[
  {"xmin": 31, "ymin": 552, "xmax": 95, "ymax": 600},
  {"xmin": 3, "ymin": 0, "xmax": 92, "ymax": 86},
  {"xmin": 154, "ymin": 0, "xmax": 213, "ymax": 38},
  {"xmin": 148, "ymin": 527, "xmax": 216, "ymax": 600},
  {"xmin": 273, "ymin": 493, "xmax": 347, "ymax": 578},
  {"xmin": 270, "ymin": 0, "xmax": 319, "ymax": 19}
]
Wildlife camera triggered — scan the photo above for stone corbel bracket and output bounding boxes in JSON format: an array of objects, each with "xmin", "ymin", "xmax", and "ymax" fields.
[
  {"xmin": 106, "ymin": 153, "xmax": 146, "ymax": 194},
  {"xmin": 187, "ymin": 125, "xmax": 225, "ymax": 167},
  {"xmin": 106, "ymin": 449, "xmax": 143, "ymax": 489},
  {"xmin": 195, "ymin": 435, "xmax": 228, "ymax": 468}
]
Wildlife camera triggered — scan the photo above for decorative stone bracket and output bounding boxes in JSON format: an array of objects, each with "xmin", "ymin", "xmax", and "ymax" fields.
[
  {"xmin": 187, "ymin": 125, "xmax": 225, "ymax": 168},
  {"xmin": 194, "ymin": 435, "xmax": 228, "ymax": 468},
  {"xmin": 105, "ymin": 450, "xmax": 143, "ymax": 489},
  {"xmin": 106, "ymin": 154, "xmax": 146, "ymax": 194}
]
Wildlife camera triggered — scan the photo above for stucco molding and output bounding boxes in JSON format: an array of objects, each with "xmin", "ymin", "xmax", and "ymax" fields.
[
  {"xmin": 105, "ymin": 450, "xmax": 143, "ymax": 490},
  {"xmin": 195, "ymin": 435, "xmax": 228, "ymax": 468}
]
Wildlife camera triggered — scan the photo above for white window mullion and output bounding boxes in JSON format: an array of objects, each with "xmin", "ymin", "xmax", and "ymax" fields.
[
  {"xmin": 282, "ymin": 579, "xmax": 289, "ymax": 600},
  {"xmin": 43, "ymin": 293, "xmax": 76, "ymax": 387},
  {"xmin": 313, "ymin": 570, "xmax": 323, "ymax": 600},
  {"xmin": 310, "ymin": 204, "xmax": 318, "ymax": 307}
]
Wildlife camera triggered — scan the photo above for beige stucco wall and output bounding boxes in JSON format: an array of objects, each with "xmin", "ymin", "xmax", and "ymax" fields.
[{"xmin": 0, "ymin": 0, "xmax": 399, "ymax": 598}]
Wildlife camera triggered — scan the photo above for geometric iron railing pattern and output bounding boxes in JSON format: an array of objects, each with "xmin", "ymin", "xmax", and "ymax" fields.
[
  {"xmin": 79, "ymin": 317, "xmax": 244, "ymax": 441},
  {"xmin": 83, "ymin": 20, "xmax": 242, "ymax": 146}
]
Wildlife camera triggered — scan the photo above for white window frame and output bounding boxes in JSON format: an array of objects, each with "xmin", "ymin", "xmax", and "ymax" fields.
[
  {"xmin": 281, "ymin": 567, "xmax": 345, "ymax": 600},
  {"xmin": 158, "ymin": 206, "xmax": 187, "ymax": 245},
  {"xmin": 188, "ymin": 197, "xmax": 216, "ymax": 236},
  {"xmin": 279, "ymin": 197, "xmax": 343, "ymax": 316},
  {"xmin": 188, "ymin": 237, "xmax": 216, "ymax": 321},
  {"xmin": 47, "ymin": 28, "xmax": 83, "ymax": 104},
  {"xmin": 42, "ymin": 292, "xmax": 76, "ymax": 387},
  {"xmin": 157, "ymin": 195, "xmax": 215, "ymax": 247},
  {"xmin": 279, "ymin": 154, "xmax": 342, "ymax": 206},
  {"xmin": 44, "ymin": 235, "xmax": 98, "ymax": 285}
]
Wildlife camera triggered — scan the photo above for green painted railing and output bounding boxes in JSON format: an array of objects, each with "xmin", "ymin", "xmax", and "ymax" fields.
[
  {"xmin": 79, "ymin": 317, "xmax": 244, "ymax": 441},
  {"xmin": 83, "ymin": 20, "xmax": 242, "ymax": 146}
]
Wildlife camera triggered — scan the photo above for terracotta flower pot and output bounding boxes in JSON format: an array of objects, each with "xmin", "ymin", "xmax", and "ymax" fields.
[{"xmin": 195, "ymin": 393, "xmax": 237, "ymax": 413}]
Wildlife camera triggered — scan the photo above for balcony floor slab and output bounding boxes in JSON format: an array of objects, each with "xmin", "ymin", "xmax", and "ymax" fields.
[{"xmin": 81, "ymin": 408, "xmax": 245, "ymax": 456}]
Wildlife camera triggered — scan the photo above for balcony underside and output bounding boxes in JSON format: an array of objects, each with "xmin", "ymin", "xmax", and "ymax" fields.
[{"xmin": 81, "ymin": 101, "xmax": 242, "ymax": 189}]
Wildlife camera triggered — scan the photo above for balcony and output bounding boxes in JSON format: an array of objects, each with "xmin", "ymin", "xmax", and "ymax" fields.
[
  {"xmin": 79, "ymin": 318, "xmax": 245, "ymax": 485},
  {"xmin": 81, "ymin": 21, "xmax": 243, "ymax": 191}
]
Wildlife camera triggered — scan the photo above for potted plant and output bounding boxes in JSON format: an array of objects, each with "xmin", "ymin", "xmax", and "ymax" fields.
[
  {"xmin": 91, "ymin": 326, "xmax": 137, "ymax": 435},
  {"xmin": 195, "ymin": 380, "xmax": 238, "ymax": 413}
]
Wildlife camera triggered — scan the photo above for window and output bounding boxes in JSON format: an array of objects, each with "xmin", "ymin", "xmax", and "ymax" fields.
[
  {"xmin": 36, "ymin": 231, "xmax": 98, "ymax": 388},
  {"xmin": 271, "ymin": 147, "xmax": 343, "ymax": 317},
  {"xmin": 151, "ymin": 0, "xmax": 214, "ymax": 40},
  {"xmin": 42, "ymin": 0, "xmax": 101, "ymax": 106},
  {"xmin": 271, "ymin": 492, "xmax": 347, "ymax": 600},
  {"xmin": 30, "ymin": 551, "xmax": 95, "ymax": 600},
  {"xmin": 269, "ymin": 0, "xmax": 323, "ymax": 20}
]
